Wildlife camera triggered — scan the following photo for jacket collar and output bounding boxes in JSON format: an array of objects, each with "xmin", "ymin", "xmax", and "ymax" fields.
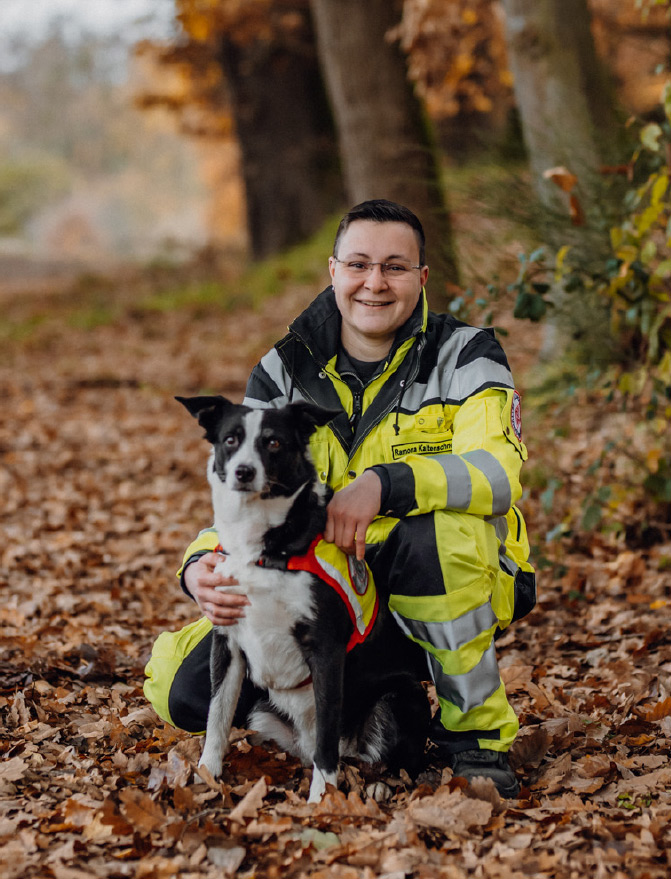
[{"xmin": 288, "ymin": 286, "xmax": 428, "ymax": 368}]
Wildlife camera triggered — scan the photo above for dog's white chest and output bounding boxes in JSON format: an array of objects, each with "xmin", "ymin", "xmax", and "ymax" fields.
[{"xmin": 216, "ymin": 560, "xmax": 314, "ymax": 691}]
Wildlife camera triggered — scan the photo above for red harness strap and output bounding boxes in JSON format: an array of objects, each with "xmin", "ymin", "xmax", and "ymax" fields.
[
  {"xmin": 286, "ymin": 536, "xmax": 378, "ymax": 652},
  {"xmin": 213, "ymin": 535, "xmax": 378, "ymax": 654}
]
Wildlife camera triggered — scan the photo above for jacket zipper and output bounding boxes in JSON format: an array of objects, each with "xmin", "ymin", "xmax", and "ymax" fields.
[{"xmin": 347, "ymin": 336, "xmax": 426, "ymax": 462}]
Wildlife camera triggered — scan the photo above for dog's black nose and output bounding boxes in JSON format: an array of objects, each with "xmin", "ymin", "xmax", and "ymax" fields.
[{"xmin": 235, "ymin": 465, "xmax": 255, "ymax": 484}]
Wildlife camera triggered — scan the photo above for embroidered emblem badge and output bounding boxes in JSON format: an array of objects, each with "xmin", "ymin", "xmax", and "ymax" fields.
[
  {"xmin": 511, "ymin": 390, "xmax": 522, "ymax": 441},
  {"xmin": 347, "ymin": 556, "xmax": 369, "ymax": 595}
]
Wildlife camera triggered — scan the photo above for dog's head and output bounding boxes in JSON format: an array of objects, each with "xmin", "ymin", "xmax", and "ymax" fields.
[{"xmin": 176, "ymin": 395, "xmax": 335, "ymax": 497}]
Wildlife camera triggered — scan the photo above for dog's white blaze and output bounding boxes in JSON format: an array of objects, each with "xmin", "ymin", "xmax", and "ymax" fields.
[{"xmin": 224, "ymin": 409, "xmax": 265, "ymax": 492}]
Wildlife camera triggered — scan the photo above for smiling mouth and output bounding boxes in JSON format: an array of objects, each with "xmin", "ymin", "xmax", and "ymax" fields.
[{"xmin": 356, "ymin": 299, "xmax": 393, "ymax": 307}]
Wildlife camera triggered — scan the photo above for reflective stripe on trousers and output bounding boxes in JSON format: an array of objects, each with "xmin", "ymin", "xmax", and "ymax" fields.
[{"xmin": 366, "ymin": 510, "xmax": 519, "ymax": 752}]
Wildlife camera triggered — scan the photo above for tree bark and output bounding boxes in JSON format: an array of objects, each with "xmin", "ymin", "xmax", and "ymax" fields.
[
  {"xmin": 217, "ymin": 14, "xmax": 343, "ymax": 260},
  {"xmin": 309, "ymin": 0, "xmax": 459, "ymax": 304},
  {"xmin": 500, "ymin": 0, "xmax": 626, "ymax": 218}
]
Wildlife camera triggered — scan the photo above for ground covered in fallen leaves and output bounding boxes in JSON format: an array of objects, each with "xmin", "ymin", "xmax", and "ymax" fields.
[{"xmin": 2, "ymin": 270, "xmax": 671, "ymax": 879}]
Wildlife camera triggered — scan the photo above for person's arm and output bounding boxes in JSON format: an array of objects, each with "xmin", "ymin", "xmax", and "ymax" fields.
[
  {"xmin": 369, "ymin": 387, "xmax": 526, "ymax": 520},
  {"xmin": 178, "ymin": 528, "xmax": 250, "ymax": 625}
]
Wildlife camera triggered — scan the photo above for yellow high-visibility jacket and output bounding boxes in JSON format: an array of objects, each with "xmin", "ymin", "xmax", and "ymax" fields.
[{"xmin": 180, "ymin": 288, "xmax": 535, "ymax": 627}]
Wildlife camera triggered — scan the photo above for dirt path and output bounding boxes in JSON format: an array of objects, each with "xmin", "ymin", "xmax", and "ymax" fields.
[{"xmin": 1, "ymin": 278, "xmax": 670, "ymax": 878}]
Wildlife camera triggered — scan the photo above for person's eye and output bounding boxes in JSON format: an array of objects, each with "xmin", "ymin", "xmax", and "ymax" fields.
[
  {"xmin": 386, "ymin": 264, "xmax": 408, "ymax": 273},
  {"xmin": 348, "ymin": 261, "xmax": 367, "ymax": 270}
]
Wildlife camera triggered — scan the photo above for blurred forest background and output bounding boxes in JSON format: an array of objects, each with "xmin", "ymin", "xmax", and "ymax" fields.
[{"xmin": 3, "ymin": 3, "xmax": 671, "ymax": 877}]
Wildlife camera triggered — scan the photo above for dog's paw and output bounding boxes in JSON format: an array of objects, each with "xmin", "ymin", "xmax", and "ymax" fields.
[
  {"xmin": 198, "ymin": 750, "xmax": 223, "ymax": 779},
  {"xmin": 308, "ymin": 764, "xmax": 337, "ymax": 803},
  {"xmin": 365, "ymin": 781, "xmax": 392, "ymax": 803}
]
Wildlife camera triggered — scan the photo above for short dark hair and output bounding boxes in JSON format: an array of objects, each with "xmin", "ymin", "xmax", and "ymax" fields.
[{"xmin": 333, "ymin": 199, "xmax": 426, "ymax": 266}]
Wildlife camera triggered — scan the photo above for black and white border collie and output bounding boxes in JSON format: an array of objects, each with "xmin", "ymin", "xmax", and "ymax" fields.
[{"xmin": 177, "ymin": 395, "xmax": 430, "ymax": 802}]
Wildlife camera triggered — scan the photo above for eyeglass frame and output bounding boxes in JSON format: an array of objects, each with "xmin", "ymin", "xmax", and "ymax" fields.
[{"xmin": 331, "ymin": 256, "xmax": 423, "ymax": 277}]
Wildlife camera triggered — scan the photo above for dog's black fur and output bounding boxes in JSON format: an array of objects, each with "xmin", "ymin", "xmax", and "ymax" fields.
[{"xmin": 177, "ymin": 394, "xmax": 430, "ymax": 801}]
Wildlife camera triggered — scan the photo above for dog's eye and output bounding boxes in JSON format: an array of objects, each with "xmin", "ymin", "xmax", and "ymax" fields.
[
  {"xmin": 224, "ymin": 435, "xmax": 239, "ymax": 447},
  {"xmin": 267, "ymin": 438, "xmax": 281, "ymax": 451}
]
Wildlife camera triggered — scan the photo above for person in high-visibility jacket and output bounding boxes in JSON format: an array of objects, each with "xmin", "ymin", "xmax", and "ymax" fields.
[{"xmin": 144, "ymin": 199, "xmax": 536, "ymax": 798}]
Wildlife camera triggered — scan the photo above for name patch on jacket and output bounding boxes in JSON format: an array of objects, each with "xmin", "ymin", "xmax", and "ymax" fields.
[{"xmin": 391, "ymin": 439, "xmax": 452, "ymax": 460}]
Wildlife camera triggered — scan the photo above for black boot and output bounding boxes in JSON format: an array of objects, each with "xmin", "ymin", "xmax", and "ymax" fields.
[{"xmin": 450, "ymin": 749, "xmax": 519, "ymax": 799}]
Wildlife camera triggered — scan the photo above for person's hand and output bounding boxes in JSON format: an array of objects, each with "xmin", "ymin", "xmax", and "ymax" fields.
[
  {"xmin": 324, "ymin": 470, "xmax": 381, "ymax": 560},
  {"xmin": 183, "ymin": 552, "xmax": 250, "ymax": 626}
]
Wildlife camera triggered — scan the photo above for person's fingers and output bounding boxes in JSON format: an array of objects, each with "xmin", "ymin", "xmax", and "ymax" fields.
[
  {"xmin": 354, "ymin": 520, "xmax": 368, "ymax": 561},
  {"xmin": 324, "ymin": 513, "xmax": 334, "ymax": 544},
  {"xmin": 196, "ymin": 584, "xmax": 249, "ymax": 625}
]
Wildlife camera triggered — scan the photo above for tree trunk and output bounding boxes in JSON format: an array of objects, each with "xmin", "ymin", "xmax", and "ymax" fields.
[
  {"xmin": 217, "ymin": 17, "xmax": 343, "ymax": 260},
  {"xmin": 500, "ymin": 0, "xmax": 626, "ymax": 220},
  {"xmin": 309, "ymin": 0, "xmax": 459, "ymax": 304}
]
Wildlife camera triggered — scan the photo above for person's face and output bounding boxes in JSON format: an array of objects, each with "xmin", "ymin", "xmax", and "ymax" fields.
[{"xmin": 328, "ymin": 220, "xmax": 429, "ymax": 357}]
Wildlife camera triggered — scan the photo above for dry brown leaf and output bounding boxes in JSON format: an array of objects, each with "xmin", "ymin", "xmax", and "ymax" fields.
[
  {"xmin": 313, "ymin": 789, "xmax": 384, "ymax": 819},
  {"xmin": 407, "ymin": 786, "xmax": 492, "ymax": 836},
  {"xmin": 531, "ymin": 752, "xmax": 573, "ymax": 793},
  {"xmin": 228, "ymin": 776, "xmax": 267, "ymax": 823},
  {"xmin": 510, "ymin": 725, "xmax": 551, "ymax": 770},
  {"xmin": 464, "ymin": 775, "xmax": 503, "ymax": 811},
  {"xmin": 500, "ymin": 664, "xmax": 534, "ymax": 692},
  {"xmin": 0, "ymin": 756, "xmax": 28, "ymax": 782},
  {"xmin": 118, "ymin": 788, "xmax": 167, "ymax": 834}
]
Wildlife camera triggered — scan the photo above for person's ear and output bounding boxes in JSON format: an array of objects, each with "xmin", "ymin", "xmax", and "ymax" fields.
[
  {"xmin": 328, "ymin": 256, "xmax": 337, "ymax": 284},
  {"xmin": 420, "ymin": 265, "xmax": 429, "ymax": 287}
]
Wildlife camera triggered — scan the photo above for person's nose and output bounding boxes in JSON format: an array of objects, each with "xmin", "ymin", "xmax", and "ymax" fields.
[{"xmin": 364, "ymin": 263, "xmax": 389, "ymax": 290}]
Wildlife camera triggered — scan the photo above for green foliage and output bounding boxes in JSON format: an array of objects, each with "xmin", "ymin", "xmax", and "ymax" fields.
[{"xmin": 503, "ymin": 82, "xmax": 671, "ymax": 534}]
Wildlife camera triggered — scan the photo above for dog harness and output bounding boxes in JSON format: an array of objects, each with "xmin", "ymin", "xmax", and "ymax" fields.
[{"xmin": 215, "ymin": 535, "xmax": 378, "ymax": 653}]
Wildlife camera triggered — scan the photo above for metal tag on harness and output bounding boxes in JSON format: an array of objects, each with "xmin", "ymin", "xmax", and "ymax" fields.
[{"xmin": 347, "ymin": 556, "xmax": 369, "ymax": 595}]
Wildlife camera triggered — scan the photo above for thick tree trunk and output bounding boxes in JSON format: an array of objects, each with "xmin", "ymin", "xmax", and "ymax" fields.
[
  {"xmin": 500, "ymin": 0, "xmax": 626, "ymax": 217},
  {"xmin": 217, "ymin": 18, "xmax": 343, "ymax": 260},
  {"xmin": 309, "ymin": 0, "xmax": 459, "ymax": 304}
]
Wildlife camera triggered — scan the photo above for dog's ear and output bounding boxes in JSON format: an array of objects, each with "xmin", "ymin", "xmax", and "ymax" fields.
[
  {"xmin": 288, "ymin": 401, "xmax": 337, "ymax": 440},
  {"xmin": 175, "ymin": 395, "xmax": 233, "ymax": 442}
]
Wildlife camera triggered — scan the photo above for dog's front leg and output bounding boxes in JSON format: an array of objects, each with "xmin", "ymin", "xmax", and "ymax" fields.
[
  {"xmin": 199, "ymin": 631, "xmax": 245, "ymax": 778},
  {"xmin": 308, "ymin": 642, "xmax": 346, "ymax": 803}
]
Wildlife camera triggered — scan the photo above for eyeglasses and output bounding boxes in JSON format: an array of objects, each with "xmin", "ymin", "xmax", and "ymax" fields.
[{"xmin": 332, "ymin": 257, "xmax": 422, "ymax": 278}]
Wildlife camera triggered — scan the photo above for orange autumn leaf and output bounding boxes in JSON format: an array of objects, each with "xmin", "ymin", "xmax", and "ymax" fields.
[
  {"xmin": 643, "ymin": 698, "xmax": 671, "ymax": 721},
  {"xmin": 543, "ymin": 166, "xmax": 579, "ymax": 192}
]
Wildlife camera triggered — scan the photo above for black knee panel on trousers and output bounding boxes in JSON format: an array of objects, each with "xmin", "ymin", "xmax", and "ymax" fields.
[{"xmin": 366, "ymin": 514, "xmax": 446, "ymax": 598}]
